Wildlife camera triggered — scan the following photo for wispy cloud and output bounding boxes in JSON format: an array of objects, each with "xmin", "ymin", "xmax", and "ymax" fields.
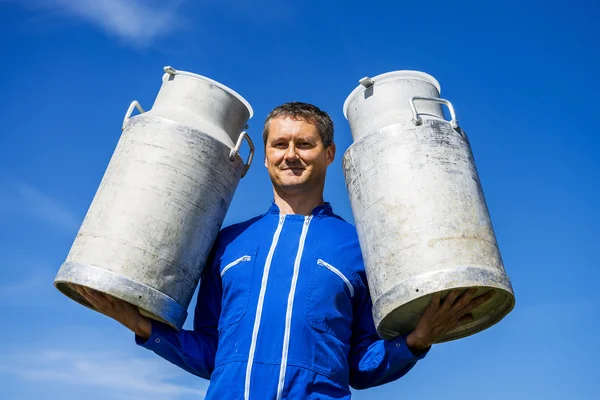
[
  {"xmin": 8, "ymin": 0, "xmax": 185, "ymax": 47},
  {"xmin": 0, "ymin": 349, "xmax": 205, "ymax": 400},
  {"xmin": 0, "ymin": 260, "xmax": 60, "ymax": 306},
  {"xmin": 0, "ymin": 177, "xmax": 81, "ymax": 232},
  {"xmin": 0, "ymin": 269, "xmax": 49, "ymax": 297},
  {"xmin": 15, "ymin": 181, "xmax": 81, "ymax": 231}
]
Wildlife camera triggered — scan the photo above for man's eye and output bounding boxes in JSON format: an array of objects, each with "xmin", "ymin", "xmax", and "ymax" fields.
[
  {"xmin": 297, "ymin": 142, "xmax": 311, "ymax": 148},
  {"xmin": 274, "ymin": 143, "xmax": 287, "ymax": 148}
]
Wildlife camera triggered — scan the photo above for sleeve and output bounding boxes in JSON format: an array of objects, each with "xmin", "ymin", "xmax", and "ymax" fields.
[
  {"xmin": 134, "ymin": 239, "xmax": 223, "ymax": 380},
  {"xmin": 348, "ymin": 281, "xmax": 430, "ymax": 390}
]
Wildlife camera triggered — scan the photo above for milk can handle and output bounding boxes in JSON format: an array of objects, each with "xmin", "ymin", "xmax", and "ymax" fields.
[
  {"xmin": 410, "ymin": 97, "xmax": 459, "ymax": 129},
  {"xmin": 229, "ymin": 131, "xmax": 254, "ymax": 178},
  {"xmin": 122, "ymin": 101, "xmax": 145, "ymax": 131}
]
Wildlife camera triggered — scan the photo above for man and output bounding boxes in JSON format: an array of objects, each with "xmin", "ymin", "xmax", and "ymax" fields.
[{"xmin": 76, "ymin": 102, "xmax": 492, "ymax": 399}]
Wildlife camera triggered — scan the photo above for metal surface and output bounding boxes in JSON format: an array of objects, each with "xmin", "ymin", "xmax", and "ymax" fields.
[
  {"xmin": 342, "ymin": 71, "xmax": 515, "ymax": 342},
  {"xmin": 54, "ymin": 66, "xmax": 254, "ymax": 330}
]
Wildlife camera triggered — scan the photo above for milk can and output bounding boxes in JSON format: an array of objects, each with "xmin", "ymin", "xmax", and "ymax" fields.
[
  {"xmin": 54, "ymin": 66, "xmax": 254, "ymax": 330},
  {"xmin": 342, "ymin": 71, "xmax": 515, "ymax": 342}
]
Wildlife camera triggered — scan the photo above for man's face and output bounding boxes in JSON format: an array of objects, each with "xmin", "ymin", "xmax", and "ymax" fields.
[{"xmin": 264, "ymin": 117, "xmax": 335, "ymax": 194}]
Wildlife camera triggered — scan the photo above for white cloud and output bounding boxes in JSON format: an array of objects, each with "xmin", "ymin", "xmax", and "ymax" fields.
[
  {"xmin": 0, "ymin": 269, "xmax": 49, "ymax": 296},
  {"xmin": 0, "ymin": 349, "xmax": 205, "ymax": 400},
  {"xmin": 0, "ymin": 177, "xmax": 81, "ymax": 232},
  {"xmin": 0, "ymin": 260, "xmax": 61, "ymax": 306},
  {"xmin": 7, "ymin": 0, "xmax": 185, "ymax": 47},
  {"xmin": 58, "ymin": 0, "xmax": 184, "ymax": 46}
]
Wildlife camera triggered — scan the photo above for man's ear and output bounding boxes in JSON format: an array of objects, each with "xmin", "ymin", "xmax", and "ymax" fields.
[
  {"xmin": 326, "ymin": 143, "xmax": 336, "ymax": 165},
  {"xmin": 264, "ymin": 157, "xmax": 268, "ymax": 168}
]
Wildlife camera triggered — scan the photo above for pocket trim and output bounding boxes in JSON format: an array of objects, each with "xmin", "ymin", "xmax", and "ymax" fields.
[
  {"xmin": 221, "ymin": 255, "xmax": 252, "ymax": 277},
  {"xmin": 316, "ymin": 258, "xmax": 354, "ymax": 297}
]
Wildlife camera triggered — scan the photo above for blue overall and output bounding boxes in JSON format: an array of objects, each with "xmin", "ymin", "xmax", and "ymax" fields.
[{"xmin": 137, "ymin": 203, "xmax": 427, "ymax": 399}]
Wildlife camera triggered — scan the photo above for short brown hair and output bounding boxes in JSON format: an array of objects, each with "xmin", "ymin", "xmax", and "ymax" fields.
[{"xmin": 262, "ymin": 102, "xmax": 334, "ymax": 147}]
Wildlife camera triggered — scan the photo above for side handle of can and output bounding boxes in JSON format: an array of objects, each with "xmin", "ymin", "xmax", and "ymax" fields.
[
  {"xmin": 229, "ymin": 131, "xmax": 255, "ymax": 178},
  {"xmin": 410, "ymin": 96, "xmax": 459, "ymax": 130},
  {"xmin": 122, "ymin": 100, "xmax": 146, "ymax": 131}
]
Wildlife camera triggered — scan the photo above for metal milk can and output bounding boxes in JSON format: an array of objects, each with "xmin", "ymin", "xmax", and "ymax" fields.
[
  {"xmin": 54, "ymin": 66, "xmax": 254, "ymax": 330},
  {"xmin": 342, "ymin": 71, "xmax": 515, "ymax": 342}
]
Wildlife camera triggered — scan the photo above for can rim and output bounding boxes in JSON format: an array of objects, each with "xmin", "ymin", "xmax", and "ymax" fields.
[
  {"xmin": 163, "ymin": 70, "xmax": 254, "ymax": 119},
  {"xmin": 342, "ymin": 71, "xmax": 441, "ymax": 119}
]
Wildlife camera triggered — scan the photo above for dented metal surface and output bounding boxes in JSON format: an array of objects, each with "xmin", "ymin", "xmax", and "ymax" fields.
[
  {"xmin": 342, "ymin": 71, "xmax": 515, "ymax": 342},
  {"xmin": 54, "ymin": 67, "xmax": 253, "ymax": 330}
]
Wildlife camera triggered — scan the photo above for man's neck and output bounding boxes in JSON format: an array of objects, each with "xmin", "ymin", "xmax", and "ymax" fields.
[{"xmin": 273, "ymin": 188, "xmax": 325, "ymax": 216}]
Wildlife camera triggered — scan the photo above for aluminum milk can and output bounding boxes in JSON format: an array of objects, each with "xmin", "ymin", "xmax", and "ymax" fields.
[
  {"xmin": 342, "ymin": 71, "xmax": 515, "ymax": 342},
  {"xmin": 54, "ymin": 66, "xmax": 254, "ymax": 330}
]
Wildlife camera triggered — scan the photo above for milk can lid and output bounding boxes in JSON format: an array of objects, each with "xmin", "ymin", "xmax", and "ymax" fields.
[
  {"xmin": 162, "ymin": 66, "xmax": 254, "ymax": 118},
  {"xmin": 342, "ymin": 70, "xmax": 441, "ymax": 119}
]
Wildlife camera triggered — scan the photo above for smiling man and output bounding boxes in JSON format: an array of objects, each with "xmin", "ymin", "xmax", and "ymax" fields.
[{"xmin": 77, "ymin": 102, "xmax": 492, "ymax": 399}]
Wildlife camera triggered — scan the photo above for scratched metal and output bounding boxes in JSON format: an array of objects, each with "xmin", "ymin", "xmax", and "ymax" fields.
[
  {"xmin": 54, "ymin": 68, "xmax": 253, "ymax": 330},
  {"xmin": 342, "ymin": 72, "xmax": 515, "ymax": 342}
]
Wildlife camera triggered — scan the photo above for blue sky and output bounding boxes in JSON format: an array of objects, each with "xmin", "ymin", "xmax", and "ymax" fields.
[{"xmin": 0, "ymin": 0, "xmax": 598, "ymax": 399}]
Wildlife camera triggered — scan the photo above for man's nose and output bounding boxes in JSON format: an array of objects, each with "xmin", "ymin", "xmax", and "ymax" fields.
[{"xmin": 284, "ymin": 145, "xmax": 298, "ymax": 160}]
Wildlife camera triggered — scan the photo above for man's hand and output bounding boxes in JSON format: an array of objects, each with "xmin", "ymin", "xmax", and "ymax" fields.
[
  {"xmin": 71, "ymin": 285, "xmax": 152, "ymax": 340},
  {"xmin": 406, "ymin": 288, "xmax": 494, "ymax": 352}
]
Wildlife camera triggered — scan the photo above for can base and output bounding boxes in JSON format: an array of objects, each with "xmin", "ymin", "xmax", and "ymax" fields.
[
  {"xmin": 54, "ymin": 261, "xmax": 187, "ymax": 330},
  {"xmin": 374, "ymin": 266, "xmax": 515, "ymax": 342}
]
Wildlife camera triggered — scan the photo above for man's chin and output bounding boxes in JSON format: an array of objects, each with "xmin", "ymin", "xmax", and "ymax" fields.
[
  {"xmin": 282, "ymin": 180, "xmax": 307, "ymax": 189},
  {"xmin": 273, "ymin": 179, "xmax": 310, "ymax": 193}
]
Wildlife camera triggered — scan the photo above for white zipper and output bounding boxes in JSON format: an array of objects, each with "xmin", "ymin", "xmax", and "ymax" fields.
[
  {"xmin": 245, "ymin": 214, "xmax": 285, "ymax": 400},
  {"xmin": 317, "ymin": 259, "xmax": 354, "ymax": 297},
  {"xmin": 276, "ymin": 215, "xmax": 312, "ymax": 400},
  {"xmin": 220, "ymin": 255, "xmax": 251, "ymax": 277}
]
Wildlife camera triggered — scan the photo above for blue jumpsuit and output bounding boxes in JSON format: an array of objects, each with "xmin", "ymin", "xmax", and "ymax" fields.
[{"xmin": 137, "ymin": 203, "xmax": 428, "ymax": 399}]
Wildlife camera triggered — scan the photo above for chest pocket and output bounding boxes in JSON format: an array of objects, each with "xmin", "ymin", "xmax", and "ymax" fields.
[
  {"xmin": 305, "ymin": 255, "xmax": 359, "ymax": 342},
  {"xmin": 219, "ymin": 248, "xmax": 258, "ymax": 330}
]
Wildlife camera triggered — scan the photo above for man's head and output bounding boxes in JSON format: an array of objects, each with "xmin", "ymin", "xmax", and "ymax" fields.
[{"xmin": 263, "ymin": 102, "xmax": 335, "ymax": 196}]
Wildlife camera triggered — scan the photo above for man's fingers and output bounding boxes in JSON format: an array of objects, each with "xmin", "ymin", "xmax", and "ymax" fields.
[
  {"xmin": 440, "ymin": 289, "xmax": 461, "ymax": 311},
  {"xmin": 80, "ymin": 287, "xmax": 115, "ymax": 311},
  {"xmin": 83, "ymin": 287, "xmax": 108, "ymax": 302},
  {"xmin": 72, "ymin": 285, "xmax": 94, "ymax": 304},
  {"xmin": 453, "ymin": 313, "xmax": 475, "ymax": 329},
  {"xmin": 67, "ymin": 285, "xmax": 136, "ymax": 325},
  {"xmin": 451, "ymin": 288, "xmax": 478, "ymax": 312},
  {"xmin": 82, "ymin": 288, "xmax": 103, "ymax": 307},
  {"xmin": 428, "ymin": 292, "xmax": 441, "ymax": 313},
  {"xmin": 81, "ymin": 287, "xmax": 101, "ymax": 301},
  {"xmin": 461, "ymin": 290, "xmax": 495, "ymax": 315},
  {"xmin": 70, "ymin": 283, "xmax": 84, "ymax": 297},
  {"xmin": 71, "ymin": 284, "xmax": 93, "ymax": 299}
]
